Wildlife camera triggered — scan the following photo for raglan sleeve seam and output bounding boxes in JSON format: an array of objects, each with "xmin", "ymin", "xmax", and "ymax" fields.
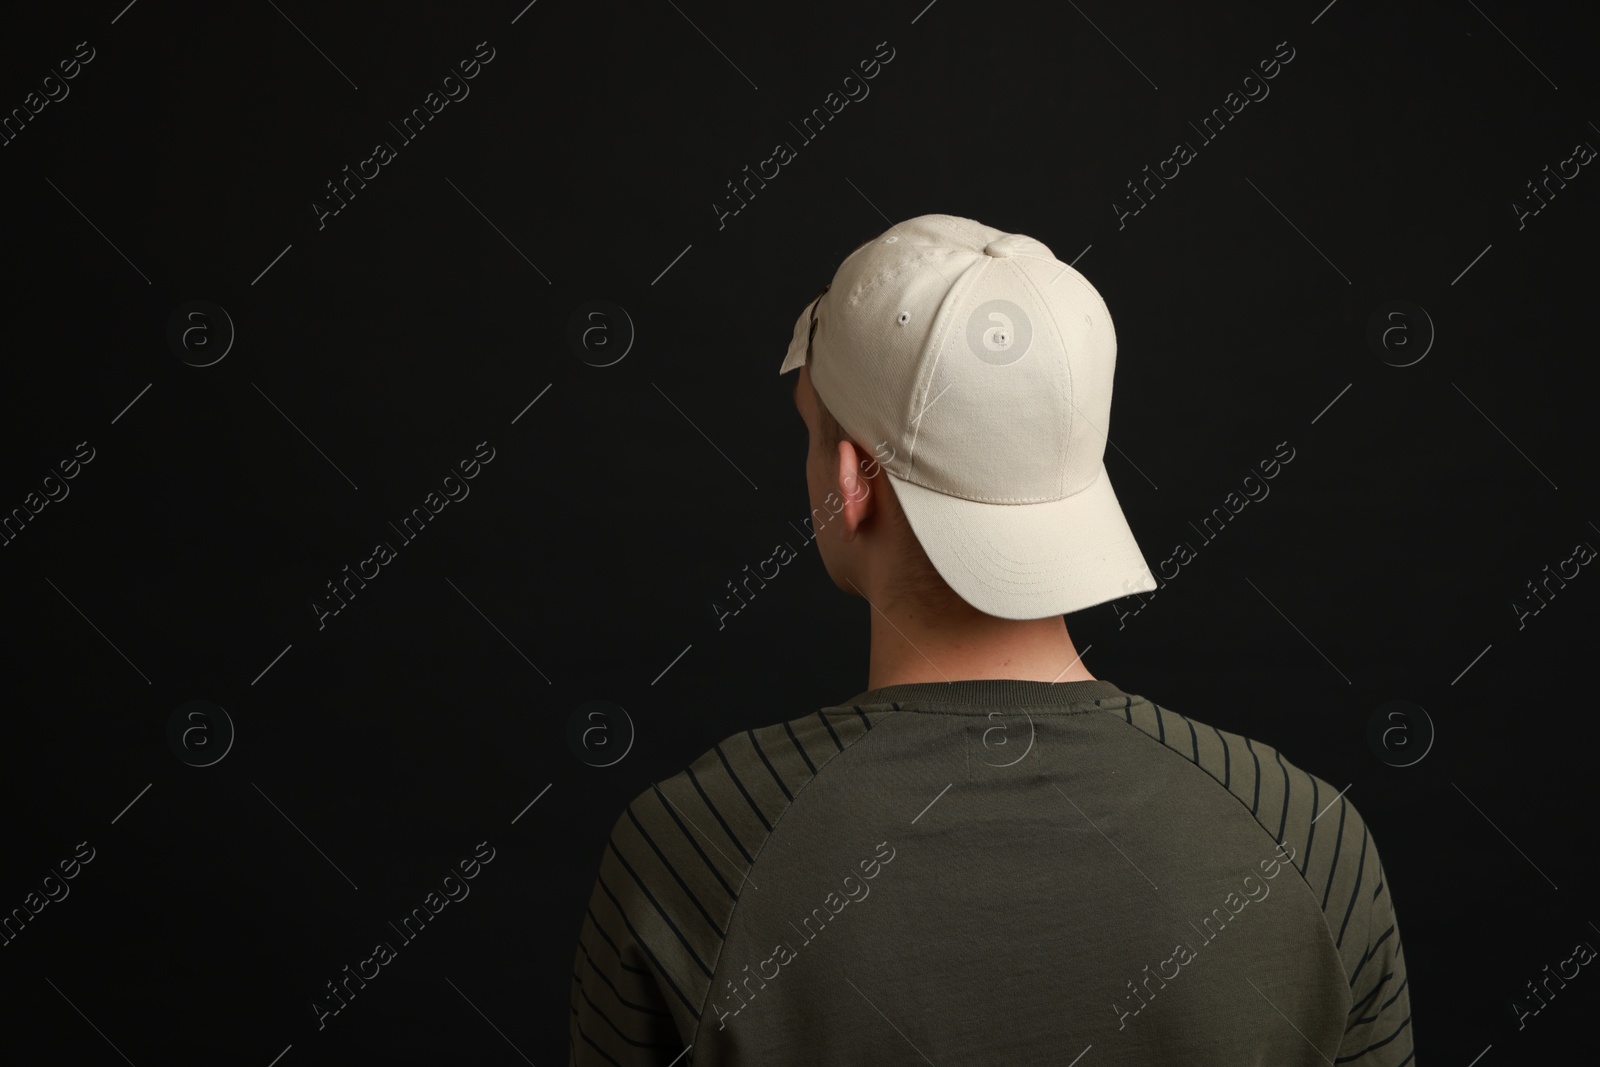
[
  {"xmin": 1104, "ymin": 708, "xmax": 1344, "ymax": 910},
  {"xmin": 1105, "ymin": 706, "xmax": 1413, "ymax": 1062},
  {"xmin": 685, "ymin": 709, "xmax": 899, "ymax": 1053},
  {"xmin": 569, "ymin": 801, "xmax": 696, "ymax": 1067},
  {"xmin": 1333, "ymin": 845, "xmax": 1413, "ymax": 1065}
]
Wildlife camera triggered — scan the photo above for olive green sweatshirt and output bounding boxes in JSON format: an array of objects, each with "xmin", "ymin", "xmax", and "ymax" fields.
[{"xmin": 568, "ymin": 678, "xmax": 1413, "ymax": 1065}]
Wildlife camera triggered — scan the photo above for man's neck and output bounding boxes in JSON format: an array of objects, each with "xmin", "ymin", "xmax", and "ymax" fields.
[{"xmin": 864, "ymin": 599, "xmax": 1095, "ymax": 691}]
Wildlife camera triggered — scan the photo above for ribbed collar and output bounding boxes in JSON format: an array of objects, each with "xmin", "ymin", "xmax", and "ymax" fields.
[{"xmin": 827, "ymin": 677, "xmax": 1131, "ymax": 714}]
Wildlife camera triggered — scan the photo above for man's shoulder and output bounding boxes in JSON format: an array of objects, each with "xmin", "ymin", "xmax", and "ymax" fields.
[
  {"xmin": 1106, "ymin": 690, "xmax": 1395, "ymax": 965},
  {"xmin": 1105, "ymin": 689, "xmax": 1376, "ymax": 864},
  {"xmin": 650, "ymin": 702, "xmax": 885, "ymax": 810},
  {"xmin": 574, "ymin": 708, "xmax": 889, "ymax": 1056},
  {"xmin": 609, "ymin": 703, "xmax": 888, "ymax": 866}
]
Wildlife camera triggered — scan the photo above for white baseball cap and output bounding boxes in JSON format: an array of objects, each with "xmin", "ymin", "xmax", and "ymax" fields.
[{"xmin": 779, "ymin": 213, "xmax": 1157, "ymax": 620}]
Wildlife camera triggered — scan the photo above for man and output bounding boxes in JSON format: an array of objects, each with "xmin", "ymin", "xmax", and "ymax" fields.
[{"xmin": 567, "ymin": 214, "xmax": 1413, "ymax": 1065}]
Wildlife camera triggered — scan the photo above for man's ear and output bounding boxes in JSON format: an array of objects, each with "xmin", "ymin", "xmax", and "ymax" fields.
[{"xmin": 835, "ymin": 439, "xmax": 874, "ymax": 542}]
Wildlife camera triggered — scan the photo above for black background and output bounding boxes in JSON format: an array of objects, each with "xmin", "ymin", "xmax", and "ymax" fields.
[{"xmin": 2, "ymin": 0, "xmax": 1596, "ymax": 1063}]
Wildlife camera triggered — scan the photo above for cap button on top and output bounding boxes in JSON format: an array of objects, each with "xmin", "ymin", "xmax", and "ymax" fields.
[{"xmin": 982, "ymin": 236, "xmax": 1019, "ymax": 257}]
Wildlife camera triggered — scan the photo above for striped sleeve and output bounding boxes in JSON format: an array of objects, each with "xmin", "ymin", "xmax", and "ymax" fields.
[
  {"xmin": 1333, "ymin": 837, "xmax": 1413, "ymax": 1065},
  {"xmin": 1114, "ymin": 696, "xmax": 1414, "ymax": 1066},
  {"xmin": 568, "ymin": 803, "xmax": 694, "ymax": 1067},
  {"xmin": 568, "ymin": 708, "xmax": 883, "ymax": 1065}
]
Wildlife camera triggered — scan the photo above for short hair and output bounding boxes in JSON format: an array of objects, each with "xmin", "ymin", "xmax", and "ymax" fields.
[{"xmin": 802, "ymin": 295, "xmax": 956, "ymax": 617}]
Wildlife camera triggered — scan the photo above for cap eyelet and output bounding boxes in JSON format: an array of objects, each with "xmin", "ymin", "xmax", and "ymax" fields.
[
  {"xmin": 884, "ymin": 235, "xmax": 899, "ymax": 243},
  {"xmin": 896, "ymin": 311, "xmax": 911, "ymax": 325}
]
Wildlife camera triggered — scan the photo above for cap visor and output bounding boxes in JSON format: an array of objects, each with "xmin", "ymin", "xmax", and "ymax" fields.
[{"xmin": 886, "ymin": 463, "xmax": 1157, "ymax": 619}]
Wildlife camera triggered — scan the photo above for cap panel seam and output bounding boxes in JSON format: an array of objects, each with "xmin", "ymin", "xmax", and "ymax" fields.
[
  {"xmin": 898, "ymin": 253, "xmax": 985, "ymax": 480},
  {"xmin": 1014, "ymin": 257, "xmax": 1074, "ymax": 498}
]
